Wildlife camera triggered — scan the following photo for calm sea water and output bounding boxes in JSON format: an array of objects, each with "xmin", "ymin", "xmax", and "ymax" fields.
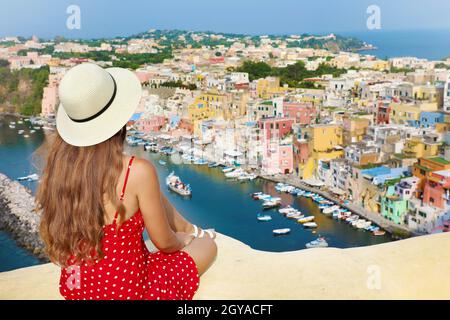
[
  {"xmin": 343, "ymin": 29, "xmax": 450, "ymax": 60},
  {"xmin": 0, "ymin": 115, "xmax": 392, "ymax": 272}
]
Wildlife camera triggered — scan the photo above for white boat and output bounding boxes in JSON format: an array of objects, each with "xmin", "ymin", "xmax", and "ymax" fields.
[
  {"xmin": 33, "ymin": 126, "xmax": 41, "ymax": 130},
  {"xmin": 273, "ymin": 228, "xmax": 290, "ymax": 235},
  {"xmin": 262, "ymin": 200, "xmax": 281, "ymax": 209},
  {"xmin": 237, "ymin": 173, "xmax": 257, "ymax": 181},
  {"xmin": 303, "ymin": 222, "xmax": 318, "ymax": 228},
  {"xmin": 322, "ymin": 205, "xmax": 340, "ymax": 215},
  {"xmin": 257, "ymin": 214, "xmax": 272, "ymax": 222},
  {"xmin": 222, "ymin": 167, "xmax": 234, "ymax": 173},
  {"xmin": 17, "ymin": 173, "xmax": 39, "ymax": 182},
  {"xmin": 298, "ymin": 216, "xmax": 315, "ymax": 224},
  {"xmin": 30, "ymin": 130, "xmax": 36, "ymax": 133},
  {"xmin": 23, "ymin": 135, "xmax": 29, "ymax": 138},
  {"xmin": 9, "ymin": 121, "xmax": 16, "ymax": 125},
  {"xmin": 9, "ymin": 125, "xmax": 15, "ymax": 129},
  {"xmin": 17, "ymin": 120, "xmax": 23, "ymax": 124},
  {"xmin": 306, "ymin": 237, "xmax": 328, "ymax": 248},
  {"xmin": 278, "ymin": 206, "xmax": 296, "ymax": 214},
  {"xmin": 286, "ymin": 212, "xmax": 303, "ymax": 219},
  {"xmin": 42, "ymin": 126, "xmax": 55, "ymax": 131},
  {"xmin": 166, "ymin": 172, "xmax": 192, "ymax": 197},
  {"xmin": 225, "ymin": 168, "xmax": 244, "ymax": 178},
  {"xmin": 356, "ymin": 220, "xmax": 371, "ymax": 229},
  {"xmin": 18, "ymin": 130, "xmax": 24, "ymax": 135}
]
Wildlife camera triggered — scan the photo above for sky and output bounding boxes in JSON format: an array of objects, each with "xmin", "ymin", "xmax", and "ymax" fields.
[{"xmin": 1, "ymin": 0, "xmax": 450, "ymax": 39}]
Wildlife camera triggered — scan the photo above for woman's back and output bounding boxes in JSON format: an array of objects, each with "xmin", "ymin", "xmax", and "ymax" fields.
[{"xmin": 59, "ymin": 156, "xmax": 200, "ymax": 300}]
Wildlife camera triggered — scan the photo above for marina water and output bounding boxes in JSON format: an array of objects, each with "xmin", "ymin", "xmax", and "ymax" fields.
[{"xmin": 0, "ymin": 115, "xmax": 392, "ymax": 272}]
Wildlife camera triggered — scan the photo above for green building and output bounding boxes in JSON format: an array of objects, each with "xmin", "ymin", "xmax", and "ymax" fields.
[{"xmin": 380, "ymin": 185, "xmax": 409, "ymax": 225}]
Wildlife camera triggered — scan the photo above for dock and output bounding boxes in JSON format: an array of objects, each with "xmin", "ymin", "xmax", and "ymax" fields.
[{"xmin": 259, "ymin": 174, "xmax": 416, "ymax": 238}]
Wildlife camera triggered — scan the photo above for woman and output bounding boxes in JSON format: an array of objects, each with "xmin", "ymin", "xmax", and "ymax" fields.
[{"xmin": 36, "ymin": 63, "xmax": 217, "ymax": 300}]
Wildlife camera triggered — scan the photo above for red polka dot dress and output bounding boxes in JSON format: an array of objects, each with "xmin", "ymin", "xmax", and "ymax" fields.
[{"xmin": 59, "ymin": 156, "xmax": 200, "ymax": 300}]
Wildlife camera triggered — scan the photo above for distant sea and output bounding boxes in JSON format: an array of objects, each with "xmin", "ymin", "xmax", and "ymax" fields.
[{"xmin": 342, "ymin": 29, "xmax": 450, "ymax": 61}]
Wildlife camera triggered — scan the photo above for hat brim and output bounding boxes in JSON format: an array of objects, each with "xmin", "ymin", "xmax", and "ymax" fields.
[{"xmin": 56, "ymin": 67, "xmax": 142, "ymax": 147}]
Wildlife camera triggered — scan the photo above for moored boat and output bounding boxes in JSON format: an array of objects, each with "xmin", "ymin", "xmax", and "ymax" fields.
[
  {"xmin": 257, "ymin": 214, "xmax": 272, "ymax": 222},
  {"xmin": 306, "ymin": 237, "xmax": 328, "ymax": 248},
  {"xmin": 373, "ymin": 230, "xmax": 386, "ymax": 236},
  {"xmin": 303, "ymin": 222, "xmax": 318, "ymax": 228},
  {"xmin": 297, "ymin": 216, "xmax": 315, "ymax": 224},
  {"xmin": 273, "ymin": 228, "xmax": 290, "ymax": 235}
]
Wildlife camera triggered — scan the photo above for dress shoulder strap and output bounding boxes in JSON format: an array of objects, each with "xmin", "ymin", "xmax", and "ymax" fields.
[{"xmin": 113, "ymin": 156, "xmax": 135, "ymax": 223}]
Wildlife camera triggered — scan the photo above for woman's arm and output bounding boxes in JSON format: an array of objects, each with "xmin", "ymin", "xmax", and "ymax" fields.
[
  {"xmin": 161, "ymin": 193, "xmax": 194, "ymax": 234},
  {"xmin": 133, "ymin": 158, "xmax": 192, "ymax": 253}
]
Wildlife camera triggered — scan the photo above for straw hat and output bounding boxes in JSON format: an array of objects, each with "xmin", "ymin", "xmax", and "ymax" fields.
[{"xmin": 56, "ymin": 63, "xmax": 142, "ymax": 147}]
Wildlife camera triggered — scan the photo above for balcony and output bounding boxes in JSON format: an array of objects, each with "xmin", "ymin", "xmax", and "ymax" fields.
[{"xmin": 0, "ymin": 232, "xmax": 449, "ymax": 299}]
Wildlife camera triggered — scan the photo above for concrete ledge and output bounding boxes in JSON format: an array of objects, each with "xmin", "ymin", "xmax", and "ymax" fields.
[{"xmin": 1, "ymin": 232, "xmax": 449, "ymax": 299}]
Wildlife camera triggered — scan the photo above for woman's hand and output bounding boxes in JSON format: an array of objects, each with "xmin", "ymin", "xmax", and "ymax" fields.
[{"xmin": 176, "ymin": 232, "xmax": 195, "ymax": 247}]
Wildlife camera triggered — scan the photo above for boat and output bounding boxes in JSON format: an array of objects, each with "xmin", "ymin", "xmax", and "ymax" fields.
[
  {"xmin": 303, "ymin": 222, "xmax": 318, "ymax": 228},
  {"xmin": 23, "ymin": 135, "xmax": 29, "ymax": 138},
  {"xmin": 17, "ymin": 173, "xmax": 39, "ymax": 182},
  {"xmin": 225, "ymin": 168, "xmax": 244, "ymax": 178},
  {"xmin": 257, "ymin": 214, "xmax": 272, "ymax": 222},
  {"xmin": 10, "ymin": 121, "xmax": 15, "ymax": 125},
  {"xmin": 262, "ymin": 200, "xmax": 281, "ymax": 209},
  {"xmin": 33, "ymin": 126, "xmax": 41, "ymax": 130},
  {"xmin": 273, "ymin": 228, "xmax": 290, "ymax": 235},
  {"xmin": 158, "ymin": 160, "xmax": 167, "ymax": 166},
  {"xmin": 222, "ymin": 166, "xmax": 234, "ymax": 173},
  {"xmin": 9, "ymin": 125, "xmax": 15, "ymax": 129},
  {"xmin": 278, "ymin": 206, "xmax": 296, "ymax": 214},
  {"xmin": 18, "ymin": 130, "xmax": 24, "ymax": 135},
  {"xmin": 237, "ymin": 173, "xmax": 257, "ymax": 181},
  {"xmin": 193, "ymin": 158, "xmax": 208, "ymax": 165},
  {"xmin": 286, "ymin": 212, "xmax": 303, "ymax": 219},
  {"xmin": 42, "ymin": 126, "xmax": 55, "ymax": 131},
  {"xmin": 17, "ymin": 120, "xmax": 23, "ymax": 124},
  {"xmin": 208, "ymin": 162, "xmax": 219, "ymax": 168},
  {"xmin": 322, "ymin": 205, "xmax": 340, "ymax": 215},
  {"xmin": 297, "ymin": 216, "xmax": 315, "ymax": 224},
  {"xmin": 306, "ymin": 237, "xmax": 328, "ymax": 248},
  {"xmin": 30, "ymin": 130, "xmax": 36, "ymax": 133},
  {"xmin": 373, "ymin": 230, "xmax": 386, "ymax": 236},
  {"xmin": 166, "ymin": 172, "xmax": 192, "ymax": 197}
]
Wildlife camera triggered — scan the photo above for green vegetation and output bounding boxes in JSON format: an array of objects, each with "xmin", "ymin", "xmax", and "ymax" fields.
[
  {"xmin": 160, "ymin": 80, "xmax": 197, "ymax": 90},
  {"xmin": 389, "ymin": 66, "xmax": 414, "ymax": 74},
  {"xmin": 235, "ymin": 60, "xmax": 346, "ymax": 87},
  {"xmin": 0, "ymin": 66, "xmax": 49, "ymax": 115}
]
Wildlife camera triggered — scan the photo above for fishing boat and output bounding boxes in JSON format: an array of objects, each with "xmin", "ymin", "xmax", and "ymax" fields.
[
  {"xmin": 17, "ymin": 120, "xmax": 23, "ymax": 124},
  {"xmin": 273, "ymin": 228, "xmax": 290, "ymax": 235},
  {"xmin": 225, "ymin": 168, "xmax": 244, "ymax": 178},
  {"xmin": 42, "ymin": 126, "xmax": 55, "ymax": 131},
  {"xmin": 9, "ymin": 125, "xmax": 15, "ymax": 129},
  {"xmin": 306, "ymin": 237, "xmax": 328, "ymax": 248},
  {"xmin": 303, "ymin": 222, "xmax": 318, "ymax": 228},
  {"xmin": 17, "ymin": 173, "xmax": 39, "ymax": 182},
  {"xmin": 18, "ymin": 130, "xmax": 24, "ymax": 135},
  {"xmin": 193, "ymin": 158, "xmax": 208, "ymax": 165},
  {"xmin": 166, "ymin": 172, "xmax": 192, "ymax": 197},
  {"xmin": 373, "ymin": 230, "xmax": 386, "ymax": 236},
  {"xmin": 33, "ymin": 126, "xmax": 41, "ymax": 130},
  {"xmin": 23, "ymin": 135, "xmax": 29, "ymax": 138},
  {"xmin": 222, "ymin": 166, "xmax": 234, "ymax": 173},
  {"xmin": 286, "ymin": 212, "xmax": 303, "ymax": 219},
  {"xmin": 257, "ymin": 214, "xmax": 272, "ymax": 222},
  {"xmin": 10, "ymin": 121, "xmax": 15, "ymax": 125},
  {"xmin": 158, "ymin": 160, "xmax": 167, "ymax": 166},
  {"xmin": 237, "ymin": 173, "xmax": 257, "ymax": 181},
  {"xmin": 30, "ymin": 130, "xmax": 36, "ymax": 133},
  {"xmin": 208, "ymin": 162, "xmax": 219, "ymax": 168},
  {"xmin": 322, "ymin": 205, "xmax": 340, "ymax": 215},
  {"xmin": 297, "ymin": 216, "xmax": 315, "ymax": 224},
  {"xmin": 278, "ymin": 206, "xmax": 296, "ymax": 214},
  {"xmin": 262, "ymin": 200, "xmax": 281, "ymax": 209}
]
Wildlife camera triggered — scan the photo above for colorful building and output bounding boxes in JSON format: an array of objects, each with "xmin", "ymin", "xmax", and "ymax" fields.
[
  {"xmin": 282, "ymin": 101, "xmax": 317, "ymax": 125},
  {"xmin": 381, "ymin": 185, "xmax": 409, "ymax": 225}
]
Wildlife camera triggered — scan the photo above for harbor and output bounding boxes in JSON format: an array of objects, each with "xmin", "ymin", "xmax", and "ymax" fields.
[{"xmin": 0, "ymin": 115, "xmax": 393, "ymax": 272}]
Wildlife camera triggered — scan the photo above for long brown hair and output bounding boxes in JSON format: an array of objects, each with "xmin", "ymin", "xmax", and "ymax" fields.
[{"xmin": 36, "ymin": 126, "xmax": 127, "ymax": 267}]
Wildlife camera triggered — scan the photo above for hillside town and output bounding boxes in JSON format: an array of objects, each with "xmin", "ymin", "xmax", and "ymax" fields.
[{"xmin": 1, "ymin": 30, "xmax": 449, "ymax": 235}]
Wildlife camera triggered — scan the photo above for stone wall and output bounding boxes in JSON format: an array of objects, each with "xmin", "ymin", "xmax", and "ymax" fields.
[{"xmin": 0, "ymin": 173, "xmax": 47, "ymax": 260}]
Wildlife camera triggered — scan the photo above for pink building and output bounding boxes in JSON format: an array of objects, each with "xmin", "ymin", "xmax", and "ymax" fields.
[
  {"xmin": 423, "ymin": 169, "xmax": 450, "ymax": 209},
  {"xmin": 258, "ymin": 117, "xmax": 295, "ymax": 140},
  {"xmin": 283, "ymin": 102, "xmax": 316, "ymax": 125},
  {"xmin": 40, "ymin": 86, "xmax": 58, "ymax": 118},
  {"xmin": 135, "ymin": 116, "xmax": 166, "ymax": 133},
  {"xmin": 135, "ymin": 71, "xmax": 151, "ymax": 84},
  {"xmin": 262, "ymin": 142, "xmax": 294, "ymax": 175}
]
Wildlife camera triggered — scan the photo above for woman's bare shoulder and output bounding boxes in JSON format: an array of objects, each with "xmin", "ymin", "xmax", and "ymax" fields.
[{"xmin": 130, "ymin": 157, "xmax": 158, "ymax": 185}]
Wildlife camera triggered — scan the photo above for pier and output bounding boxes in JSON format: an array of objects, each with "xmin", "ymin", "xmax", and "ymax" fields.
[{"xmin": 260, "ymin": 174, "xmax": 415, "ymax": 238}]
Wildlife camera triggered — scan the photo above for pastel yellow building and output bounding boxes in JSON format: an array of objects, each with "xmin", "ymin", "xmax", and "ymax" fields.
[
  {"xmin": 389, "ymin": 102, "xmax": 438, "ymax": 125},
  {"xmin": 256, "ymin": 77, "xmax": 291, "ymax": 99},
  {"xmin": 188, "ymin": 97, "xmax": 215, "ymax": 122},
  {"xmin": 300, "ymin": 124, "xmax": 344, "ymax": 179},
  {"xmin": 403, "ymin": 137, "xmax": 441, "ymax": 158}
]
